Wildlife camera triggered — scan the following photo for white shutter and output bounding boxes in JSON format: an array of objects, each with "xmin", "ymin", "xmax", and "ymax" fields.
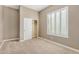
[
  {"xmin": 51, "ymin": 12, "xmax": 55, "ymax": 34},
  {"xmin": 47, "ymin": 13, "xmax": 52, "ymax": 35},
  {"xmin": 55, "ymin": 10, "xmax": 61, "ymax": 35},
  {"xmin": 61, "ymin": 7, "xmax": 68, "ymax": 37},
  {"xmin": 47, "ymin": 6, "xmax": 68, "ymax": 38}
]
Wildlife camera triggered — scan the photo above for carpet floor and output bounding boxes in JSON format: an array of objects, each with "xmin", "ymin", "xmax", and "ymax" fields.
[{"xmin": 0, "ymin": 38, "xmax": 78, "ymax": 54}]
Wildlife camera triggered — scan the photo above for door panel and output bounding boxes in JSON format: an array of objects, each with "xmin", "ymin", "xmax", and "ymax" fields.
[{"xmin": 24, "ymin": 18, "xmax": 32, "ymax": 40}]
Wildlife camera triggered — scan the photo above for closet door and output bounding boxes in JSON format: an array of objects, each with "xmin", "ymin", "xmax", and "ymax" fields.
[{"xmin": 24, "ymin": 18, "xmax": 32, "ymax": 40}]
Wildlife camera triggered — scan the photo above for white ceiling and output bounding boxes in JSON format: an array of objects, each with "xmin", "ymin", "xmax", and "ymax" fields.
[
  {"xmin": 4, "ymin": 5, "xmax": 49, "ymax": 11},
  {"xmin": 23, "ymin": 5, "xmax": 49, "ymax": 11}
]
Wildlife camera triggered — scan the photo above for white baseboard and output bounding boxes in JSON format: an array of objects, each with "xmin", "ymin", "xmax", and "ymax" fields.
[
  {"xmin": 38, "ymin": 37, "xmax": 79, "ymax": 53},
  {"xmin": 0, "ymin": 38, "xmax": 19, "ymax": 49},
  {"xmin": 20, "ymin": 39, "xmax": 27, "ymax": 42},
  {"xmin": 0, "ymin": 41, "xmax": 5, "ymax": 49},
  {"xmin": 20, "ymin": 37, "xmax": 39, "ymax": 42}
]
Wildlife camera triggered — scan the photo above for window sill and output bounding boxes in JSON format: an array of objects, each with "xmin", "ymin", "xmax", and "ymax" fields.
[{"xmin": 47, "ymin": 33, "xmax": 68, "ymax": 38}]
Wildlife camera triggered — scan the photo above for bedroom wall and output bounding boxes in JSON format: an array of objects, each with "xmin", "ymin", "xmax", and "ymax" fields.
[
  {"xmin": 39, "ymin": 5, "xmax": 79, "ymax": 49},
  {"xmin": 0, "ymin": 6, "xmax": 19, "ymax": 41},
  {"xmin": 3, "ymin": 6, "xmax": 19, "ymax": 40},
  {"xmin": 0, "ymin": 6, "xmax": 3, "ymax": 41}
]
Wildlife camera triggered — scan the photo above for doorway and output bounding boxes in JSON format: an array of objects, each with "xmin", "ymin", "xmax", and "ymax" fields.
[
  {"xmin": 23, "ymin": 18, "xmax": 38, "ymax": 40},
  {"xmin": 32, "ymin": 20, "xmax": 37, "ymax": 38}
]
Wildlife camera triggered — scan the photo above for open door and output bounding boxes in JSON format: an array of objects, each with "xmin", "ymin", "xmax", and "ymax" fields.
[
  {"xmin": 24, "ymin": 18, "xmax": 32, "ymax": 40},
  {"xmin": 32, "ymin": 20, "xmax": 37, "ymax": 38}
]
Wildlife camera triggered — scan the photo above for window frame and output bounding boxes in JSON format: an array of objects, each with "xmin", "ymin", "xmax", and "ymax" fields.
[{"xmin": 47, "ymin": 6, "xmax": 68, "ymax": 38}]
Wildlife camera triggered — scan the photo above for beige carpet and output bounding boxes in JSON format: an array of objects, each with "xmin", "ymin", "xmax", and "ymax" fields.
[{"xmin": 0, "ymin": 38, "xmax": 78, "ymax": 54}]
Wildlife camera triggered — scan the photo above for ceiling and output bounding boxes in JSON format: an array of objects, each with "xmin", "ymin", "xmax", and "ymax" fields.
[
  {"xmin": 4, "ymin": 5, "xmax": 49, "ymax": 11},
  {"xmin": 4, "ymin": 5, "xmax": 19, "ymax": 9},
  {"xmin": 23, "ymin": 5, "xmax": 49, "ymax": 11}
]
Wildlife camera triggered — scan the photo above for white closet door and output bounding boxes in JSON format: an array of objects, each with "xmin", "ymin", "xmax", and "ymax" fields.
[{"xmin": 24, "ymin": 18, "xmax": 32, "ymax": 40}]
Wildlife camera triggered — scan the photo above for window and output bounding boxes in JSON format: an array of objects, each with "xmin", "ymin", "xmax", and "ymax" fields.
[
  {"xmin": 55, "ymin": 9, "xmax": 61, "ymax": 35},
  {"xmin": 47, "ymin": 6, "xmax": 68, "ymax": 38}
]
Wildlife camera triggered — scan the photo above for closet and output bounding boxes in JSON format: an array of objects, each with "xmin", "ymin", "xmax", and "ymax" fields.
[
  {"xmin": 23, "ymin": 18, "xmax": 38, "ymax": 40},
  {"xmin": 20, "ymin": 6, "xmax": 39, "ymax": 40},
  {"xmin": 32, "ymin": 20, "xmax": 38, "ymax": 38}
]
